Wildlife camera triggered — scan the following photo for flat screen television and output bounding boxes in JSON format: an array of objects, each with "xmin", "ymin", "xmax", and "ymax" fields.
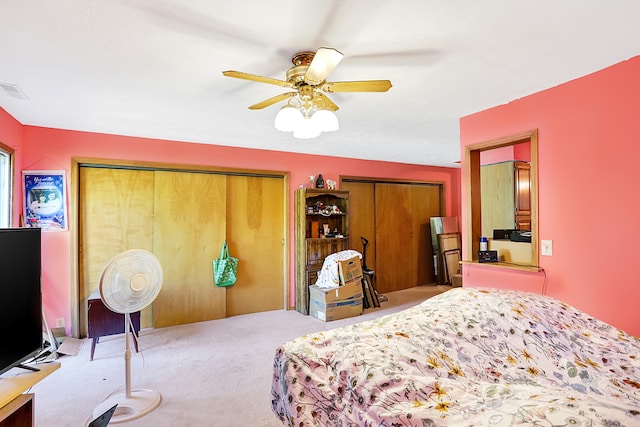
[{"xmin": 0, "ymin": 227, "xmax": 43, "ymax": 376}]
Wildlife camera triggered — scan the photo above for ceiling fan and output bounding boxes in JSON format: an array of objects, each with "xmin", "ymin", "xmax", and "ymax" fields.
[{"xmin": 222, "ymin": 47, "xmax": 392, "ymax": 138}]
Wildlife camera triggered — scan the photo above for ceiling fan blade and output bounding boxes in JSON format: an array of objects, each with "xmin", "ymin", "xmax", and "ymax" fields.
[
  {"xmin": 222, "ymin": 71, "xmax": 291, "ymax": 88},
  {"xmin": 248, "ymin": 92, "xmax": 297, "ymax": 110},
  {"xmin": 322, "ymin": 80, "xmax": 392, "ymax": 93},
  {"xmin": 304, "ymin": 47, "xmax": 344, "ymax": 85},
  {"xmin": 131, "ymin": 4, "xmax": 269, "ymax": 51},
  {"xmin": 345, "ymin": 49, "xmax": 441, "ymax": 66},
  {"xmin": 314, "ymin": 93, "xmax": 339, "ymax": 112}
]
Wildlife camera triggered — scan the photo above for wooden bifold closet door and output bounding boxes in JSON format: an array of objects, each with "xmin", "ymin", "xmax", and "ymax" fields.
[
  {"xmin": 375, "ymin": 183, "xmax": 440, "ymax": 293},
  {"xmin": 79, "ymin": 166, "xmax": 284, "ymax": 335},
  {"xmin": 79, "ymin": 167, "xmax": 155, "ymax": 336},
  {"xmin": 151, "ymin": 170, "xmax": 228, "ymax": 328}
]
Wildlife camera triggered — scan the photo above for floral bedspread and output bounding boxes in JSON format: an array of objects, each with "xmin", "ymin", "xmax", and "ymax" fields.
[{"xmin": 271, "ymin": 288, "xmax": 640, "ymax": 426}]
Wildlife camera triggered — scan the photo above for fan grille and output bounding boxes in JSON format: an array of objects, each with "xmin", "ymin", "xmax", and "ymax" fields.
[{"xmin": 99, "ymin": 249, "xmax": 163, "ymax": 314}]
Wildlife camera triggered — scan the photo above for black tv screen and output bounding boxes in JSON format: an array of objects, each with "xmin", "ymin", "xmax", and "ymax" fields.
[{"xmin": 0, "ymin": 227, "xmax": 43, "ymax": 375}]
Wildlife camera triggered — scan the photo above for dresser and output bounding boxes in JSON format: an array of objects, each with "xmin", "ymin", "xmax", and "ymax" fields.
[{"xmin": 87, "ymin": 290, "xmax": 141, "ymax": 360}]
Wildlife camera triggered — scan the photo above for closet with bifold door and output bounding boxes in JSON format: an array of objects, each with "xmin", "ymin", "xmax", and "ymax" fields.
[
  {"xmin": 77, "ymin": 163, "xmax": 285, "ymax": 337},
  {"xmin": 341, "ymin": 179, "xmax": 443, "ymax": 295}
]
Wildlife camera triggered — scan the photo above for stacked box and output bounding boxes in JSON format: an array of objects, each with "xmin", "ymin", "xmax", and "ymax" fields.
[
  {"xmin": 338, "ymin": 256, "xmax": 363, "ymax": 284},
  {"xmin": 309, "ymin": 279, "xmax": 363, "ymax": 321}
]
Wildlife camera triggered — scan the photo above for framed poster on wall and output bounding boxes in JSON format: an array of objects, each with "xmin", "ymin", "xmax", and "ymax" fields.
[{"xmin": 23, "ymin": 170, "xmax": 67, "ymax": 231}]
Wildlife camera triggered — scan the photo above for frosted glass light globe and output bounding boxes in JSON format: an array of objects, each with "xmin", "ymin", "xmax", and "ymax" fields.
[
  {"xmin": 312, "ymin": 110, "xmax": 339, "ymax": 132},
  {"xmin": 293, "ymin": 117, "xmax": 321, "ymax": 139},
  {"xmin": 274, "ymin": 106, "xmax": 303, "ymax": 132}
]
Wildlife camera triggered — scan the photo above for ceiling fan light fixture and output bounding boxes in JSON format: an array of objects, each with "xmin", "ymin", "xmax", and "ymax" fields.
[{"xmin": 274, "ymin": 105, "xmax": 303, "ymax": 132}]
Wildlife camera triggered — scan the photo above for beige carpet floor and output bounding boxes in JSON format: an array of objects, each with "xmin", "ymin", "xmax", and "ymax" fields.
[{"xmin": 26, "ymin": 285, "xmax": 452, "ymax": 427}]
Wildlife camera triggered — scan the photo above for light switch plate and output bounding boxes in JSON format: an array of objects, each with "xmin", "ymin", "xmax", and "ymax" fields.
[{"xmin": 541, "ymin": 239, "xmax": 553, "ymax": 256}]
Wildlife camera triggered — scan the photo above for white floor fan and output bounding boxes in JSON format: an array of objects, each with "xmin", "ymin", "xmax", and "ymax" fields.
[{"xmin": 91, "ymin": 249, "xmax": 163, "ymax": 424}]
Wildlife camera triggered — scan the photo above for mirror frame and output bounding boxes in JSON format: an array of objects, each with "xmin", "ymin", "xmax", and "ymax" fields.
[{"xmin": 463, "ymin": 129, "xmax": 539, "ymax": 269}]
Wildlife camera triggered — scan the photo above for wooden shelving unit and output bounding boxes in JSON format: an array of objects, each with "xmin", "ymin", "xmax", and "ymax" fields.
[{"xmin": 294, "ymin": 189, "xmax": 350, "ymax": 314}]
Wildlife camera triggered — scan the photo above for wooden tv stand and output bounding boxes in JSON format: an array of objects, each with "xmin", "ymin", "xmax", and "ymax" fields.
[{"xmin": 0, "ymin": 362, "xmax": 60, "ymax": 427}]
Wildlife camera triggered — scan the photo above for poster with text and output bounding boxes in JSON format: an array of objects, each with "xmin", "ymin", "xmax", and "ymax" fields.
[{"xmin": 23, "ymin": 170, "xmax": 67, "ymax": 231}]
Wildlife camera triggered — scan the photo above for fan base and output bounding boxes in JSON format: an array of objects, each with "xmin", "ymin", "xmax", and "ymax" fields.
[{"xmin": 92, "ymin": 389, "xmax": 161, "ymax": 424}]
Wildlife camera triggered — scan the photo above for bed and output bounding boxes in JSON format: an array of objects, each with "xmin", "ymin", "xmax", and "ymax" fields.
[{"xmin": 271, "ymin": 287, "xmax": 640, "ymax": 426}]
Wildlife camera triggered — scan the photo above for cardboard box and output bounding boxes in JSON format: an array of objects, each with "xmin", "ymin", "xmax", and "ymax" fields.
[
  {"xmin": 309, "ymin": 297, "xmax": 363, "ymax": 321},
  {"xmin": 309, "ymin": 279, "xmax": 364, "ymax": 321},
  {"xmin": 309, "ymin": 279, "xmax": 363, "ymax": 303},
  {"xmin": 338, "ymin": 256, "xmax": 363, "ymax": 284}
]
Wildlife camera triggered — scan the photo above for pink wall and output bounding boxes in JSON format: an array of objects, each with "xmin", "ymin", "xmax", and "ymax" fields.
[
  {"xmin": 0, "ymin": 108, "xmax": 25, "ymax": 222},
  {"xmin": 460, "ymin": 56, "xmax": 640, "ymax": 337},
  {"xmin": 480, "ymin": 142, "xmax": 531, "ymax": 165},
  {"xmin": 480, "ymin": 145, "xmax": 515, "ymax": 165},
  {"xmin": 1, "ymin": 120, "xmax": 460, "ymax": 334}
]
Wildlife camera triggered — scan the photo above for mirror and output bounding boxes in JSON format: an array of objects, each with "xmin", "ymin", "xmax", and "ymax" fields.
[
  {"xmin": 480, "ymin": 142, "xmax": 530, "ymax": 235},
  {"xmin": 464, "ymin": 130, "xmax": 538, "ymax": 269}
]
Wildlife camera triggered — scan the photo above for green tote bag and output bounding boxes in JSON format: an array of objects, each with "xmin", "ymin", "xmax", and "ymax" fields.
[{"xmin": 213, "ymin": 240, "xmax": 238, "ymax": 287}]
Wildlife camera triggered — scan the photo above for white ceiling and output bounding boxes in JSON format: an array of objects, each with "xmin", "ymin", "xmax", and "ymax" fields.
[{"xmin": 1, "ymin": 1, "xmax": 639, "ymax": 167}]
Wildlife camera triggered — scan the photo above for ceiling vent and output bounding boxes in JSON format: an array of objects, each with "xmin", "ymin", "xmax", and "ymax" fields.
[{"xmin": 0, "ymin": 83, "xmax": 29, "ymax": 100}]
